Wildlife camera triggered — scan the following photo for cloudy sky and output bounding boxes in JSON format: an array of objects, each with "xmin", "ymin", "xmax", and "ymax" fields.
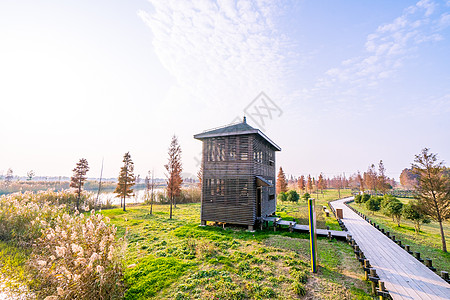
[{"xmin": 1, "ymin": 0, "xmax": 449, "ymax": 180}]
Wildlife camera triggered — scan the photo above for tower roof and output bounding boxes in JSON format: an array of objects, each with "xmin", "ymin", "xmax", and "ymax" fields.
[{"xmin": 194, "ymin": 118, "xmax": 281, "ymax": 151}]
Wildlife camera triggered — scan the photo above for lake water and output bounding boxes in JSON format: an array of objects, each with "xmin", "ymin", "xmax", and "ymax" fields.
[{"xmin": 95, "ymin": 188, "xmax": 165, "ymax": 205}]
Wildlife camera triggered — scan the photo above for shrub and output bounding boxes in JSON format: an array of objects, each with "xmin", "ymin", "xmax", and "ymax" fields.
[
  {"xmin": 31, "ymin": 211, "xmax": 126, "ymax": 299},
  {"xmin": 286, "ymin": 190, "xmax": 300, "ymax": 202},
  {"xmin": 385, "ymin": 199, "xmax": 403, "ymax": 226},
  {"xmin": 0, "ymin": 191, "xmax": 125, "ymax": 299},
  {"xmin": 380, "ymin": 195, "xmax": 398, "ymax": 219},
  {"xmin": 354, "ymin": 194, "xmax": 362, "ymax": 204},
  {"xmin": 365, "ymin": 196, "xmax": 380, "ymax": 214},
  {"xmin": 301, "ymin": 193, "xmax": 311, "ymax": 201},
  {"xmin": 277, "ymin": 192, "xmax": 287, "ymax": 202},
  {"xmin": 361, "ymin": 194, "xmax": 370, "ymax": 203},
  {"xmin": 403, "ymin": 201, "xmax": 430, "ymax": 233}
]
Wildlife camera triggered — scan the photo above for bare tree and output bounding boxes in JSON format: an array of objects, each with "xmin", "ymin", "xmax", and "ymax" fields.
[
  {"xmin": 70, "ymin": 159, "xmax": 89, "ymax": 211},
  {"xmin": 114, "ymin": 152, "xmax": 135, "ymax": 212},
  {"xmin": 165, "ymin": 135, "xmax": 183, "ymax": 219},
  {"xmin": 412, "ymin": 148, "xmax": 449, "ymax": 252}
]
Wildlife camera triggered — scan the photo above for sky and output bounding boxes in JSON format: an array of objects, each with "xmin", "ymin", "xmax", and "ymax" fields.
[{"xmin": 0, "ymin": 0, "xmax": 449, "ymax": 181}]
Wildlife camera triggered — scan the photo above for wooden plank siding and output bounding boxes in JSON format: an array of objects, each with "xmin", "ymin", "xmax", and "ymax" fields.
[{"xmin": 199, "ymin": 133, "xmax": 277, "ymax": 226}]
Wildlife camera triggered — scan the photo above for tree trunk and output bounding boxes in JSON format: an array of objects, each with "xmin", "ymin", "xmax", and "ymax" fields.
[
  {"xmin": 77, "ymin": 178, "xmax": 82, "ymax": 211},
  {"xmin": 438, "ymin": 220, "xmax": 447, "ymax": 252},
  {"xmin": 123, "ymin": 176, "xmax": 127, "ymax": 212},
  {"xmin": 169, "ymin": 195, "xmax": 173, "ymax": 219}
]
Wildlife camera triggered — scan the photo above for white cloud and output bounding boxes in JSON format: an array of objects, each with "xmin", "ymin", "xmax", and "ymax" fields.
[
  {"xmin": 307, "ymin": 0, "xmax": 449, "ymax": 111},
  {"xmin": 138, "ymin": 0, "xmax": 292, "ymax": 115}
]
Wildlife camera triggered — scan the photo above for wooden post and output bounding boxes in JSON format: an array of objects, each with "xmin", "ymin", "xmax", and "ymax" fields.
[
  {"xmin": 289, "ymin": 222, "xmax": 293, "ymax": 232},
  {"xmin": 414, "ymin": 252, "xmax": 424, "ymax": 262},
  {"xmin": 308, "ymin": 198, "xmax": 318, "ymax": 273},
  {"xmin": 386, "ymin": 231, "xmax": 390, "ymax": 238},
  {"xmin": 336, "ymin": 208, "xmax": 343, "ymax": 219},
  {"xmin": 379, "ymin": 281, "xmax": 386, "ymax": 300},
  {"xmin": 354, "ymin": 245, "xmax": 360, "ymax": 258},
  {"xmin": 359, "ymin": 251, "xmax": 365, "ymax": 266},
  {"xmin": 364, "ymin": 260, "xmax": 371, "ymax": 280},
  {"xmin": 327, "ymin": 231, "xmax": 332, "ymax": 240},
  {"xmin": 370, "ymin": 269, "xmax": 378, "ymax": 295},
  {"xmin": 425, "ymin": 259, "xmax": 436, "ymax": 271},
  {"xmin": 441, "ymin": 271, "xmax": 449, "ymax": 282},
  {"xmin": 405, "ymin": 245, "xmax": 412, "ymax": 254}
]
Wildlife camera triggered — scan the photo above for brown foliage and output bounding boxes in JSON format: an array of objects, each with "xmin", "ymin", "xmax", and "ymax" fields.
[
  {"xmin": 412, "ymin": 148, "xmax": 449, "ymax": 252},
  {"xmin": 276, "ymin": 167, "xmax": 288, "ymax": 194},
  {"xmin": 165, "ymin": 135, "xmax": 183, "ymax": 218}
]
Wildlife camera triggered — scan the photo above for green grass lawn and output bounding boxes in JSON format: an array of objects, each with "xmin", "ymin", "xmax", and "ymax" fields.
[
  {"xmin": 104, "ymin": 189, "xmax": 371, "ymax": 299},
  {"xmin": 277, "ymin": 189, "xmax": 352, "ymax": 231},
  {"xmin": 349, "ymin": 200, "xmax": 450, "ymax": 274}
]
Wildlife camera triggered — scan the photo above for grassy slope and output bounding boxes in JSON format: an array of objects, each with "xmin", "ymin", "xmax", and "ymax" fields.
[
  {"xmin": 106, "ymin": 189, "xmax": 371, "ymax": 299},
  {"xmin": 349, "ymin": 199, "xmax": 450, "ymax": 273}
]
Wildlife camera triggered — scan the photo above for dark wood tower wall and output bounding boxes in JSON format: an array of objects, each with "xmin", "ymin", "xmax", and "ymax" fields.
[{"xmin": 200, "ymin": 133, "xmax": 276, "ymax": 226}]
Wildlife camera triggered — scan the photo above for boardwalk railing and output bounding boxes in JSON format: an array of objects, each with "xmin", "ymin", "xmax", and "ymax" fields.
[{"xmin": 344, "ymin": 199, "xmax": 450, "ymax": 285}]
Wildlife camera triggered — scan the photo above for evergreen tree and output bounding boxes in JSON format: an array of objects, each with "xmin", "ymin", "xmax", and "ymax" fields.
[
  {"xmin": 165, "ymin": 135, "xmax": 183, "ymax": 219},
  {"xmin": 114, "ymin": 152, "xmax": 135, "ymax": 212},
  {"xmin": 70, "ymin": 158, "xmax": 89, "ymax": 211},
  {"xmin": 412, "ymin": 148, "xmax": 449, "ymax": 252},
  {"xmin": 276, "ymin": 167, "xmax": 288, "ymax": 194}
]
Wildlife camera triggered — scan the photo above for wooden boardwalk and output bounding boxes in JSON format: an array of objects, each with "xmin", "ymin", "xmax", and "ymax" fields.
[
  {"xmin": 330, "ymin": 197, "xmax": 450, "ymax": 300},
  {"xmin": 261, "ymin": 217, "xmax": 347, "ymax": 239}
]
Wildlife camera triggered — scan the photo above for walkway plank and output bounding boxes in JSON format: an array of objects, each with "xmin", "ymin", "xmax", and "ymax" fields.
[{"xmin": 330, "ymin": 197, "xmax": 450, "ymax": 300}]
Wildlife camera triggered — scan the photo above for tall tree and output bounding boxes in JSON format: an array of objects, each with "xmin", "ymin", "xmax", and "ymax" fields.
[
  {"xmin": 145, "ymin": 170, "xmax": 155, "ymax": 215},
  {"xmin": 378, "ymin": 160, "xmax": 389, "ymax": 194},
  {"xmin": 165, "ymin": 135, "xmax": 183, "ymax": 219},
  {"xmin": 70, "ymin": 159, "xmax": 89, "ymax": 211},
  {"xmin": 412, "ymin": 148, "xmax": 449, "ymax": 252},
  {"xmin": 26, "ymin": 170, "xmax": 35, "ymax": 181},
  {"xmin": 276, "ymin": 167, "xmax": 288, "ymax": 194},
  {"xmin": 297, "ymin": 175, "xmax": 306, "ymax": 193},
  {"xmin": 357, "ymin": 171, "xmax": 365, "ymax": 192},
  {"xmin": 364, "ymin": 164, "xmax": 378, "ymax": 195},
  {"xmin": 307, "ymin": 175, "xmax": 313, "ymax": 194},
  {"xmin": 318, "ymin": 173, "xmax": 325, "ymax": 194},
  {"xmin": 399, "ymin": 168, "xmax": 418, "ymax": 189},
  {"xmin": 114, "ymin": 152, "xmax": 135, "ymax": 212},
  {"xmin": 4, "ymin": 168, "xmax": 13, "ymax": 185}
]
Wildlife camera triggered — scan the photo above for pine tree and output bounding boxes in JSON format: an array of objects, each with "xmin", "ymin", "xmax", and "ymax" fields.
[
  {"xmin": 70, "ymin": 159, "xmax": 89, "ymax": 211},
  {"xmin": 114, "ymin": 152, "xmax": 135, "ymax": 212},
  {"xmin": 412, "ymin": 148, "xmax": 449, "ymax": 252},
  {"xmin": 165, "ymin": 135, "xmax": 183, "ymax": 219},
  {"xmin": 276, "ymin": 167, "xmax": 288, "ymax": 194}
]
